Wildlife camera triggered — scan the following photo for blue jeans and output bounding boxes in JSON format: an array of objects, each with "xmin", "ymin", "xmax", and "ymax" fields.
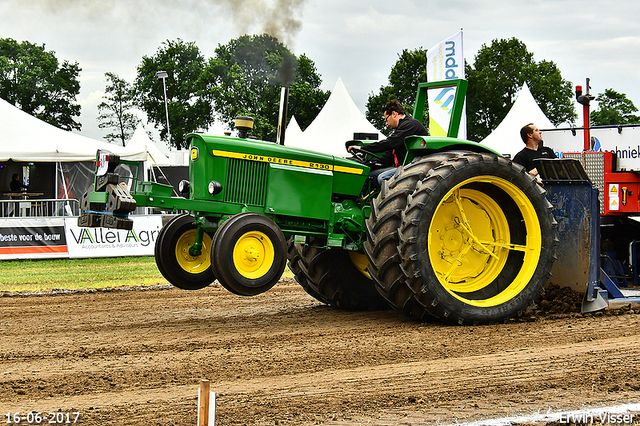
[{"xmin": 376, "ymin": 167, "xmax": 397, "ymax": 186}]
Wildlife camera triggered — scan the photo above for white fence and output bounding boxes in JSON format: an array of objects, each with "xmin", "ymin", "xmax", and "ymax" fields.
[{"xmin": 0, "ymin": 198, "xmax": 80, "ymax": 218}]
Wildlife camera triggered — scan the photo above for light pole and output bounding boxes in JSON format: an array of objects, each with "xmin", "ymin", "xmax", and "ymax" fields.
[{"xmin": 155, "ymin": 70, "xmax": 171, "ymax": 144}]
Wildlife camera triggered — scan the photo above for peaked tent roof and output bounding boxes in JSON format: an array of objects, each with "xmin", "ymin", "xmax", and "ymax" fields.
[
  {"xmin": 0, "ymin": 97, "xmax": 148, "ymax": 162},
  {"xmin": 286, "ymin": 77, "xmax": 384, "ymax": 156},
  {"xmin": 284, "ymin": 115, "xmax": 303, "ymax": 144},
  {"xmin": 481, "ymin": 83, "xmax": 555, "ymax": 158},
  {"xmin": 126, "ymin": 123, "xmax": 170, "ymax": 165}
]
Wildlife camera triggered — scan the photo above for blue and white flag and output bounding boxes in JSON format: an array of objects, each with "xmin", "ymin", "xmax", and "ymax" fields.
[{"xmin": 426, "ymin": 30, "xmax": 466, "ymax": 138}]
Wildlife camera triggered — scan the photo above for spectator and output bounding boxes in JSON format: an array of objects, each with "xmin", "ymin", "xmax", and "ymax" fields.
[
  {"xmin": 513, "ymin": 123, "xmax": 557, "ymax": 178},
  {"xmin": 9, "ymin": 173, "xmax": 24, "ymax": 192},
  {"xmin": 58, "ymin": 174, "xmax": 73, "ymax": 199}
]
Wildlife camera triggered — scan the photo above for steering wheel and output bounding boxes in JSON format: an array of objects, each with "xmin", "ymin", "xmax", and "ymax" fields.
[{"xmin": 349, "ymin": 147, "xmax": 385, "ymax": 168}]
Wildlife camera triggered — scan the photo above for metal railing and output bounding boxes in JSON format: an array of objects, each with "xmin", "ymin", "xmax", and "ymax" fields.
[{"xmin": 0, "ymin": 198, "xmax": 80, "ymax": 218}]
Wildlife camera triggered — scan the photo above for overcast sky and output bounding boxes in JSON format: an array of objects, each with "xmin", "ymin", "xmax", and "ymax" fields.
[{"xmin": 2, "ymin": 0, "xmax": 640, "ymax": 143}]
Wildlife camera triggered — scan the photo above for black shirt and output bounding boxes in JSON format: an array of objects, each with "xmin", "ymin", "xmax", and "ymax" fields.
[
  {"xmin": 363, "ymin": 116, "xmax": 429, "ymax": 167},
  {"xmin": 512, "ymin": 146, "xmax": 557, "ymax": 173},
  {"xmin": 10, "ymin": 179, "xmax": 22, "ymax": 192}
]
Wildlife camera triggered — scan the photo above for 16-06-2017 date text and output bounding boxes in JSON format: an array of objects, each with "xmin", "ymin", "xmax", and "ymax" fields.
[{"xmin": 5, "ymin": 412, "xmax": 80, "ymax": 424}]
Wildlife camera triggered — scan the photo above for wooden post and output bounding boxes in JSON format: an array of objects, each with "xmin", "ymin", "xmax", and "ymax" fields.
[{"xmin": 198, "ymin": 379, "xmax": 211, "ymax": 426}]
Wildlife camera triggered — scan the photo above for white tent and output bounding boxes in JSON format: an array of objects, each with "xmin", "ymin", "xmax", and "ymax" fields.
[
  {"xmin": 286, "ymin": 77, "xmax": 384, "ymax": 156},
  {"xmin": 0, "ymin": 97, "xmax": 147, "ymax": 162},
  {"xmin": 284, "ymin": 115, "xmax": 303, "ymax": 144},
  {"xmin": 126, "ymin": 123, "xmax": 170, "ymax": 165},
  {"xmin": 481, "ymin": 83, "xmax": 555, "ymax": 158}
]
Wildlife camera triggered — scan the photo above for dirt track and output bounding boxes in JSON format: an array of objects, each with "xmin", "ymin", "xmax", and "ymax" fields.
[{"xmin": 1, "ymin": 280, "xmax": 640, "ymax": 425}]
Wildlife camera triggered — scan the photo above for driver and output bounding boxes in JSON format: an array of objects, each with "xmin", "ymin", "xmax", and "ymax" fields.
[{"xmin": 348, "ymin": 100, "xmax": 429, "ymax": 186}]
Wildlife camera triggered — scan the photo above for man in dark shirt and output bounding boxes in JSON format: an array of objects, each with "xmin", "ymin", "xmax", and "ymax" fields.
[
  {"xmin": 348, "ymin": 100, "xmax": 429, "ymax": 186},
  {"xmin": 9, "ymin": 173, "xmax": 23, "ymax": 192},
  {"xmin": 513, "ymin": 123, "xmax": 557, "ymax": 179}
]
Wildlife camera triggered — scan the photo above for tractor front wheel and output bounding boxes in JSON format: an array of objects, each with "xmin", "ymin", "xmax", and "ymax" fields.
[
  {"xmin": 155, "ymin": 214, "xmax": 215, "ymax": 290},
  {"xmin": 211, "ymin": 212, "xmax": 287, "ymax": 296}
]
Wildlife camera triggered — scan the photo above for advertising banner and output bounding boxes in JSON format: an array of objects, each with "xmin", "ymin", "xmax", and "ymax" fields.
[
  {"xmin": 0, "ymin": 218, "xmax": 67, "ymax": 260},
  {"xmin": 65, "ymin": 215, "xmax": 163, "ymax": 258},
  {"xmin": 544, "ymin": 126, "xmax": 640, "ymax": 170},
  {"xmin": 426, "ymin": 30, "xmax": 466, "ymax": 138},
  {"xmin": 0, "ymin": 215, "xmax": 165, "ymax": 260}
]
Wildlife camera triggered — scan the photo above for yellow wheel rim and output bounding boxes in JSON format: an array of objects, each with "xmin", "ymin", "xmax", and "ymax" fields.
[
  {"xmin": 233, "ymin": 231, "xmax": 275, "ymax": 279},
  {"xmin": 428, "ymin": 176, "xmax": 542, "ymax": 307},
  {"xmin": 175, "ymin": 230, "xmax": 212, "ymax": 274},
  {"xmin": 348, "ymin": 251, "xmax": 372, "ymax": 280}
]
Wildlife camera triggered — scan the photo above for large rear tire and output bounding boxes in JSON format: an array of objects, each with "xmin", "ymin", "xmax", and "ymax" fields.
[
  {"xmin": 364, "ymin": 152, "xmax": 462, "ymax": 320},
  {"xmin": 155, "ymin": 214, "xmax": 215, "ymax": 290},
  {"xmin": 400, "ymin": 152, "xmax": 558, "ymax": 325},
  {"xmin": 286, "ymin": 238, "xmax": 331, "ymax": 305},
  {"xmin": 289, "ymin": 238, "xmax": 390, "ymax": 311}
]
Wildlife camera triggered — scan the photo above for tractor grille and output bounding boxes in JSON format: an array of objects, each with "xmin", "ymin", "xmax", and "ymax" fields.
[{"xmin": 223, "ymin": 158, "xmax": 268, "ymax": 206}]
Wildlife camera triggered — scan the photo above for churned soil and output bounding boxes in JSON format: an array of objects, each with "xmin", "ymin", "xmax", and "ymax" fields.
[{"xmin": 1, "ymin": 280, "xmax": 639, "ymax": 425}]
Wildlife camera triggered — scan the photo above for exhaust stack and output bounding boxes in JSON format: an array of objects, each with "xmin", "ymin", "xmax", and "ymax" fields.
[{"xmin": 276, "ymin": 86, "xmax": 289, "ymax": 145}]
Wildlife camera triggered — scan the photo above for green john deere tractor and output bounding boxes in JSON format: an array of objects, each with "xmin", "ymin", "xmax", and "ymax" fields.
[{"xmin": 79, "ymin": 79, "xmax": 558, "ymax": 325}]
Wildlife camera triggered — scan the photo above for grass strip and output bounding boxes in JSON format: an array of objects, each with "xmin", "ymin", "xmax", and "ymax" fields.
[
  {"xmin": 0, "ymin": 256, "xmax": 293, "ymax": 293},
  {"xmin": 0, "ymin": 256, "xmax": 167, "ymax": 293}
]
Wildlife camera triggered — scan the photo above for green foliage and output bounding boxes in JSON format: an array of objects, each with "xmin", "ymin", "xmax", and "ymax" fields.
[
  {"xmin": 0, "ymin": 38, "xmax": 82, "ymax": 131},
  {"xmin": 366, "ymin": 48, "xmax": 428, "ymax": 133},
  {"xmin": 590, "ymin": 88, "xmax": 640, "ymax": 126},
  {"xmin": 134, "ymin": 39, "xmax": 214, "ymax": 150},
  {"xmin": 466, "ymin": 38, "xmax": 576, "ymax": 141},
  {"xmin": 208, "ymin": 34, "xmax": 329, "ymax": 141},
  {"xmin": 97, "ymin": 72, "xmax": 140, "ymax": 146},
  {"xmin": 287, "ymin": 54, "xmax": 330, "ymax": 131}
]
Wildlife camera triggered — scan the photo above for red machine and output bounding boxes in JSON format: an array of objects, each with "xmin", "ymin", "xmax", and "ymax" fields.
[{"xmin": 552, "ymin": 79, "xmax": 640, "ymax": 310}]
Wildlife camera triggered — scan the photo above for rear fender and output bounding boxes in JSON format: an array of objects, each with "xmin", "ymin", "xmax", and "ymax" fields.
[{"xmin": 404, "ymin": 136, "xmax": 501, "ymax": 164}]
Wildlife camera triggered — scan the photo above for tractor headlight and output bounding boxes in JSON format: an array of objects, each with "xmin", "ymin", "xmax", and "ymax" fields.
[
  {"xmin": 208, "ymin": 181, "xmax": 223, "ymax": 195},
  {"xmin": 178, "ymin": 180, "xmax": 190, "ymax": 195}
]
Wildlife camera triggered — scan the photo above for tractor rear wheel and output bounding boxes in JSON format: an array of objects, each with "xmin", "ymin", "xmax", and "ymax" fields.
[
  {"xmin": 288, "ymin": 238, "xmax": 389, "ymax": 311},
  {"xmin": 155, "ymin": 214, "xmax": 215, "ymax": 290},
  {"xmin": 211, "ymin": 212, "xmax": 287, "ymax": 296},
  {"xmin": 364, "ymin": 152, "xmax": 462, "ymax": 320},
  {"xmin": 400, "ymin": 151, "xmax": 557, "ymax": 324},
  {"xmin": 286, "ymin": 239, "xmax": 331, "ymax": 305}
]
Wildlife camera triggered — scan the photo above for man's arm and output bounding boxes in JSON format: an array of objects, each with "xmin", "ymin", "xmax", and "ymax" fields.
[{"xmin": 352, "ymin": 118, "xmax": 423, "ymax": 154}]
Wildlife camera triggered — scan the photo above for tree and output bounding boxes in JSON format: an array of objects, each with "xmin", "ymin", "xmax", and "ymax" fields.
[
  {"xmin": 134, "ymin": 39, "xmax": 213, "ymax": 150},
  {"xmin": 366, "ymin": 48, "xmax": 427, "ymax": 133},
  {"xmin": 466, "ymin": 38, "xmax": 576, "ymax": 141},
  {"xmin": 0, "ymin": 38, "xmax": 82, "ymax": 130},
  {"xmin": 590, "ymin": 89, "xmax": 640, "ymax": 126},
  {"xmin": 97, "ymin": 72, "xmax": 140, "ymax": 146},
  {"xmin": 286, "ymin": 54, "xmax": 330, "ymax": 131},
  {"xmin": 208, "ymin": 34, "xmax": 329, "ymax": 141}
]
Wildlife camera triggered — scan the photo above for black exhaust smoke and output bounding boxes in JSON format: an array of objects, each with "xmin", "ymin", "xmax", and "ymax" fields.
[{"xmin": 276, "ymin": 54, "xmax": 295, "ymax": 145}]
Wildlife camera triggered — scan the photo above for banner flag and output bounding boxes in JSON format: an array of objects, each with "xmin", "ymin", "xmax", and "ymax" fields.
[{"xmin": 426, "ymin": 30, "xmax": 467, "ymax": 138}]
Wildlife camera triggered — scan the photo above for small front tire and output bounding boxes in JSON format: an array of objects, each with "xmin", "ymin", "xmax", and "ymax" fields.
[
  {"xmin": 155, "ymin": 214, "xmax": 215, "ymax": 290},
  {"xmin": 211, "ymin": 213, "xmax": 287, "ymax": 296}
]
